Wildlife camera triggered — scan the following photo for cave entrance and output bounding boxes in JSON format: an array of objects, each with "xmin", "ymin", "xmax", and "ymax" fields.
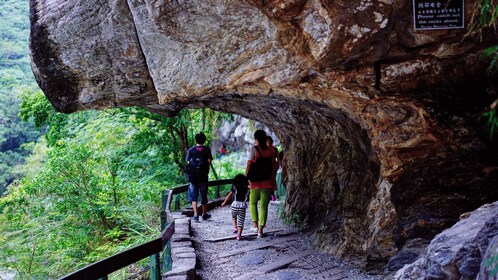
[
  {"xmin": 208, "ymin": 114, "xmax": 286, "ymax": 198},
  {"xmin": 180, "ymin": 94, "xmax": 383, "ymax": 270}
]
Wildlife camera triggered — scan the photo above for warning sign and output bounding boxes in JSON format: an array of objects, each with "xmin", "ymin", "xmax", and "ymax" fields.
[{"xmin": 413, "ymin": 0, "xmax": 464, "ymax": 30}]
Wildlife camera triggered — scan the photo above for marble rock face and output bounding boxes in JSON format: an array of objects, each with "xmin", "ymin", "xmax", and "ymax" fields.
[
  {"xmin": 30, "ymin": 0, "xmax": 498, "ymax": 272},
  {"xmin": 394, "ymin": 202, "xmax": 498, "ymax": 280}
]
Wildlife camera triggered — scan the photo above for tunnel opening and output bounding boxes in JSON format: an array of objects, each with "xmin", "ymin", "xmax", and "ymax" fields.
[{"xmin": 163, "ymin": 93, "xmax": 386, "ymax": 271}]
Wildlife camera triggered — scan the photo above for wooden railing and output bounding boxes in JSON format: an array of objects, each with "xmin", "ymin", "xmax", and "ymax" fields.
[
  {"xmin": 161, "ymin": 179, "xmax": 234, "ymax": 227},
  {"xmin": 59, "ymin": 223, "xmax": 175, "ymax": 280},
  {"xmin": 59, "ymin": 179, "xmax": 233, "ymax": 280}
]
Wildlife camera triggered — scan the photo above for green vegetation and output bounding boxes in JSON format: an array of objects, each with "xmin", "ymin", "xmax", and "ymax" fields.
[
  {"xmin": 0, "ymin": 0, "xmax": 243, "ymax": 277},
  {"xmin": 474, "ymin": 0, "xmax": 498, "ymax": 139},
  {"xmin": 1, "ymin": 88, "xmax": 237, "ymax": 278},
  {"xmin": 277, "ymin": 202, "xmax": 307, "ymax": 230},
  {"xmin": 0, "ymin": 0, "xmax": 41, "ymax": 195},
  {"xmin": 483, "ymin": 101, "xmax": 498, "ymax": 139}
]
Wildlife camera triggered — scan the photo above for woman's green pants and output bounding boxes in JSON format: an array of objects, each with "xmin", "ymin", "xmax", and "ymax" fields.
[{"xmin": 250, "ymin": 188, "xmax": 272, "ymax": 227}]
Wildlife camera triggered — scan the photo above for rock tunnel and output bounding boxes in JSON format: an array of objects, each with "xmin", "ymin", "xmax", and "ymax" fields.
[{"xmin": 29, "ymin": 0, "xmax": 498, "ymax": 272}]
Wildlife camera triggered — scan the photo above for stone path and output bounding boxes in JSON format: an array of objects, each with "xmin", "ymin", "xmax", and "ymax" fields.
[{"xmin": 190, "ymin": 201, "xmax": 382, "ymax": 280}]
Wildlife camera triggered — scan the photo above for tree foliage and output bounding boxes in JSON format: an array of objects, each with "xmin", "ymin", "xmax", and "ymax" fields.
[
  {"xmin": 0, "ymin": 1, "xmax": 239, "ymax": 277},
  {"xmin": 0, "ymin": 0, "xmax": 41, "ymax": 195},
  {"xmin": 2, "ymin": 86, "xmax": 235, "ymax": 278}
]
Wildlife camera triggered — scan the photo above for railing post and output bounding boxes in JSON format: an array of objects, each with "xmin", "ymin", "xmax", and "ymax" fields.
[
  {"xmin": 161, "ymin": 190, "xmax": 168, "ymax": 231},
  {"xmin": 159, "ymin": 189, "xmax": 173, "ymax": 276},
  {"xmin": 161, "ymin": 189, "xmax": 174, "ymax": 273},
  {"xmin": 162, "ymin": 240, "xmax": 173, "ymax": 272},
  {"xmin": 174, "ymin": 193, "xmax": 181, "ymax": 211},
  {"xmin": 149, "ymin": 253, "xmax": 161, "ymax": 280},
  {"xmin": 215, "ymin": 185, "xmax": 220, "ymax": 199}
]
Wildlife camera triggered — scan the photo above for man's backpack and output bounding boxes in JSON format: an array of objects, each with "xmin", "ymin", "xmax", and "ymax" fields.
[
  {"xmin": 247, "ymin": 146, "xmax": 273, "ymax": 182},
  {"xmin": 186, "ymin": 146, "xmax": 209, "ymax": 183}
]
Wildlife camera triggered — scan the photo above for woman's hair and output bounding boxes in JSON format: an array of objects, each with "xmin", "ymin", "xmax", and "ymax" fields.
[
  {"xmin": 233, "ymin": 174, "xmax": 248, "ymax": 187},
  {"xmin": 254, "ymin": 130, "xmax": 268, "ymax": 149},
  {"xmin": 266, "ymin": 136, "xmax": 273, "ymax": 145}
]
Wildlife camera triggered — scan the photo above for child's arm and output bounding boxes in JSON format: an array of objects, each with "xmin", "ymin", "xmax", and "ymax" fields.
[{"xmin": 221, "ymin": 191, "xmax": 234, "ymax": 207}]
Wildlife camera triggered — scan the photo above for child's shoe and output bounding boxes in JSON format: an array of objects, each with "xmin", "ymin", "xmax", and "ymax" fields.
[
  {"xmin": 192, "ymin": 215, "xmax": 199, "ymax": 223},
  {"xmin": 232, "ymin": 228, "xmax": 238, "ymax": 234},
  {"xmin": 249, "ymin": 227, "xmax": 258, "ymax": 233}
]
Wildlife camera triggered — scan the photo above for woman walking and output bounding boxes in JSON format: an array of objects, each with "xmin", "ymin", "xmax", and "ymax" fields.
[{"xmin": 246, "ymin": 130, "xmax": 278, "ymax": 238}]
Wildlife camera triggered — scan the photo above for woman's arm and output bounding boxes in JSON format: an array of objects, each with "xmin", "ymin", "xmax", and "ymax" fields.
[
  {"xmin": 245, "ymin": 146, "xmax": 257, "ymax": 178},
  {"xmin": 245, "ymin": 161, "xmax": 251, "ymax": 177}
]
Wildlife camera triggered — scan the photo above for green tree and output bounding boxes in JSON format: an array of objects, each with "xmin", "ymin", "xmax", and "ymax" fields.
[
  {"xmin": 3, "ymin": 87, "xmax": 232, "ymax": 278},
  {"xmin": 0, "ymin": 0, "xmax": 41, "ymax": 195},
  {"xmin": 0, "ymin": 85, "xmax": 41, "ymax": 195}
]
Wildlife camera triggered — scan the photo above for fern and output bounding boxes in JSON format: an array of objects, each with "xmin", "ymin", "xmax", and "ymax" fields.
[{"xmin": 483, "ymin": 109, "xmax": 498, "ymax": 139}]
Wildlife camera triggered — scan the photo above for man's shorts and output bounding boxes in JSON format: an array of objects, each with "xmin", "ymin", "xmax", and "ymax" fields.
[{"xmin": 188, "ymin": 181, "xmax": 208, "ymax": 204}]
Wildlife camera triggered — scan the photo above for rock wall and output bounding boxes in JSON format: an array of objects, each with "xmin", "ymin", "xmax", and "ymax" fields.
[
  {"xmin": 30, "ymin": 0, "xmax": 498, "ymax": 272},
  {"xmin": 394, "ymin": 202, "xmax": 498, "ymax": 280}
]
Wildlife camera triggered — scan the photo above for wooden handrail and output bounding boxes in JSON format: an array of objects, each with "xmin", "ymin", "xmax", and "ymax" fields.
[
  {"xmin": 207, "ymin": 179, "xmax": 233, "ymax": 187},
  {"xmin": 171, "ymin": 184, "xmax": 188, "ymax": 195},
  {"xmin": 59, "ymin": 179, "xmax": 233, "ymax": 280},
  {"xmin": 169, "ymin": 179, "xmax": 234, "ymax": 196},
  {"xmin": 59, "ymin": 222, "xmax": 175, "ymax": 280},
  {"xmin": 165, "ymin": 179, "xmax": 234, "ymax": 213}
]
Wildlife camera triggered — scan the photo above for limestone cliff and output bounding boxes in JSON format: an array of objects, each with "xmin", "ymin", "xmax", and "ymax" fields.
[{"xmin": 29, "ymin": 0, "xmax": 498, "ymax": 272}]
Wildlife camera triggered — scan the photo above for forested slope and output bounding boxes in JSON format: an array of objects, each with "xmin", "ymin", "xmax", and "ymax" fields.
[
  {"xmin": 0, "ymin": 1, "xmax": 241, "ymax": 278},
  {"xmin": 0, "ymin": 0, "xmax": 41, "ymax": 195}
]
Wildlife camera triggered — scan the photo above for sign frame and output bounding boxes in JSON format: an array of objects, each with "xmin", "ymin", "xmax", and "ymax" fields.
[{"xmin": 413, "ymin": 0, "xmax": 465, "ymax": 31}]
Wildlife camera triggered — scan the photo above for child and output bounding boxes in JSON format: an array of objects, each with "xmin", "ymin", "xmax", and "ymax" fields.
[{"xmin": 221, "ymin": 174, "xmax": 250, "ymax": 240}]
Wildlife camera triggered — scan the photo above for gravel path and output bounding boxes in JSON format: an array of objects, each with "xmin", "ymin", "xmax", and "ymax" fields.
[{"xmin": 190, "ymin": 201, "xmax": 382, "ymax": 280}]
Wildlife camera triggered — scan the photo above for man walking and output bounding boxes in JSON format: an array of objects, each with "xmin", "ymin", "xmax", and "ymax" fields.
[{"xmin": 186, "ymin": 132, "xmax": 213, "ymax": 222}]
